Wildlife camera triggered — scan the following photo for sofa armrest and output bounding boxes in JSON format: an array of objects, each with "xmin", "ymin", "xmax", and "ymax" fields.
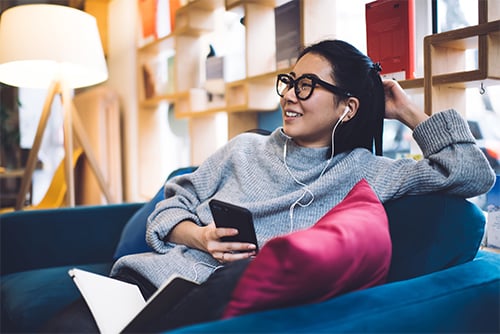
[{"xmin": 0, "ymin": 203, "xmax": 143, "ymax": 275}]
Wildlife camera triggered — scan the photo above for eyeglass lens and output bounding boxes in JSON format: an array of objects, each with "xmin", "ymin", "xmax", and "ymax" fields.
[{"xmin": 277, "ymin": 75, "xmax": 315, "ymax": 100}]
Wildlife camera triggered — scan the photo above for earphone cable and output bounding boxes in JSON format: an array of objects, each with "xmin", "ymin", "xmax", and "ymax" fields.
[
  {"xmin": 283, "ymin": 115, "xmax": 344, "ymax": 232},
  {"xmin": 192, "ymin": 262, "xmax": 224, "ymax": 282}
]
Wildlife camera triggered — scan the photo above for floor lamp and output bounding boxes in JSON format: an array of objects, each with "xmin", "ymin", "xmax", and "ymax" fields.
[{"xmin": 0, "ymin": 4, "xmax": 115, "ymax": 210}]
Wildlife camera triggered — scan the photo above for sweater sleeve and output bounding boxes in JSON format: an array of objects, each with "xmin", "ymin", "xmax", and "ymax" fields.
[
  {"xmin": 145, "ymin": 142, "xmax": 232, "ymax": 253},
  {"xmin": 369, "ymin": 109, "xmax": 496, "ymax": 201}
]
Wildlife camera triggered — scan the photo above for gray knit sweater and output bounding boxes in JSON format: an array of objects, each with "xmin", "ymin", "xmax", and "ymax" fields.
[{"xmin": 111, "ymin": 109, "xmax": 495, "ymax": 287}]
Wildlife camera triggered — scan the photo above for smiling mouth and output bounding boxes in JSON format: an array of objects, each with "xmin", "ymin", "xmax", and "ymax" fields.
[{"xmin": 285, "ymin": 111, "xmax": 303, "ymax": 118}]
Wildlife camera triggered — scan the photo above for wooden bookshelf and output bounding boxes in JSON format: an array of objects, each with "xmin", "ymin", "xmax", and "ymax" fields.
[
  {"xmin": 133, "ymin": 0, "xmax": 499, "ymax": 195},
  {"xmin": 424, "ymin": 19, "xmax": 500, "ymax": 115}
]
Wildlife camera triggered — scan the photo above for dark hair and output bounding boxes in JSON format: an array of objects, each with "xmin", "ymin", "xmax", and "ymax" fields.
[{"xmin": 297, "ymin": 39, "xmax": 385, "ymax": 155}]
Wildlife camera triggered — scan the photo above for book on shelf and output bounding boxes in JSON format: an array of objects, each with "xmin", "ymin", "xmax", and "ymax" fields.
[
  {"xmin": 205, "ymin": 55, "xmax": 225, "ymax": 96},
  {"xmin": 156, "ymin": 0, "xmax": 181, "ymax": 38},
  {"xmin": 68, "ymin": 268, "xmax": 198, "ymax": 334},
  {"xmin": 138, "ymin": 0, "xmax": 182, "ymax": 44},
  {"xmin": 141, "ymin": 63, "xmax": 156, "ymax": 99},
  {"xmin": 138, "ymin": 0, "xmax": 157, "ymax": 42},
  {"xmin": 275, "ymin": 0, "xmax": 301, "ymax": 70},
  {"xmin": 365, "ymin": 0, "xmax": 416, "ymax": 80},
  {"xmin": 168, "ymin": 0, "xmax": 181, "ymax": 33}
]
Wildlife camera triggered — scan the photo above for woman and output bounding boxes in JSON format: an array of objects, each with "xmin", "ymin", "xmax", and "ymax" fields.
[
  {"xmin": 45, "ymin": 39, "xmax": 495, "ymax": 332},
  {"xmin": 111, "ymin": 39, "xmax": 494, "ymax": 286}
]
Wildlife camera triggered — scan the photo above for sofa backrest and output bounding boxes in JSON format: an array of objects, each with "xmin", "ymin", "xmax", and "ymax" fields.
[
  {"xmin": 114, "ymin": 166, "xmax": 485, "ymax": 282},
  {"xmin": 0, "ymin": 203, "xmax": 143, "ymax": 275},
  {"xmin": 1, "ymin": 164, "xmax": 485, "ymax": 283}
]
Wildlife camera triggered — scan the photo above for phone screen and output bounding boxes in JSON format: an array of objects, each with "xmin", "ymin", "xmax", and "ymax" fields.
[{"xmin": 209, "ymin": 199, "xmax": 258, "ymax": 252}]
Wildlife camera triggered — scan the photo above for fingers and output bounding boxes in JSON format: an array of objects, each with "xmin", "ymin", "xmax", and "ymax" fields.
[
  {"xmin": 383, "ymin": 79, "xmax": 405, "ymax": 98},
  {"xmin": 207, "ymin": 225, "xmax": 257, "ymax": 263},
  {"xmin": 382, "ymin": 79, "xmax": 412, "ymax": 119},
  {"xmin": 217, "ymin": 249, "xmax": 257, "ymax": 264},
  {"xmin": 215, "ymin": 227, "xmax": 239, "ymax": 239},
  {"xmin": 382, "ymin": 78, "xmax": 396, "ymax": 93},
  {"xmin": 382, "ymin": 78, "xmax": 400, "ymax": 88},
  {"xmin": 219, "ymin": 240, "xmax": 257, "ymax": 252},
  {"xmin": 211, "ymin": 238, "xmax": 257, "ymax": 264},
  {"xmin": 211, "ymin": 241, "xmax": 257, "ymax": 262}
]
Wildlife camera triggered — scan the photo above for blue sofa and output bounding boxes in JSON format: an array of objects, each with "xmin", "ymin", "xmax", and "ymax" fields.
[{"xmin": 1, "ymin": 168, "xmax": 499, "ymax": 333}]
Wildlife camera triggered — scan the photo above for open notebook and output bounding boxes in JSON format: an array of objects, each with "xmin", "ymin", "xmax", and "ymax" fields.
[{"xmin": 68, "ymin": 268, "xmax": 198, "ymax": 334}]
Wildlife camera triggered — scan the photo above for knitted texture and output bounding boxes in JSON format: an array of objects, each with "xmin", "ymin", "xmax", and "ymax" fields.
[{"xmin": 110, "ymin": 109, "xmax": 495, "ymax": 287}]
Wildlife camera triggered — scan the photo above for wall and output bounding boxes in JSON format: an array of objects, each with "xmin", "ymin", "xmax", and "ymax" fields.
[
  {"xmin": 107, "ymin": 0, "xmax": 191, "ymax": 202},
  {"xmin": 107, "ymin": 0, "xmax": 139, "ymax": 202}
]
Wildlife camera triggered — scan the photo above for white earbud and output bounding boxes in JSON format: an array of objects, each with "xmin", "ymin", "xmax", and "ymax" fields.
[{"xmin": 339, "ymin": 107, "xmax": 350, "ymax": 122}]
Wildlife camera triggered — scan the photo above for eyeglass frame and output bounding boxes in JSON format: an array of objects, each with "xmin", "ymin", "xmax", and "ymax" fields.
[{"xmin": 276, "ymin": 73, "xmax": 354, "ymax": 100}]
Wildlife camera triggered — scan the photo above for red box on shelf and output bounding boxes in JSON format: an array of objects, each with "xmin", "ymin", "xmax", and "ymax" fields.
[{"xmin": 365, "ymin": 0, "xmax": 415, "ymax": 80}]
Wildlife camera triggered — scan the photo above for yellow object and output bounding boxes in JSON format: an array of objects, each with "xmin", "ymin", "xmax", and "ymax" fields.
[{"xmin": 0, "ymin": 148, "xmax": 84, "ymax": 213}]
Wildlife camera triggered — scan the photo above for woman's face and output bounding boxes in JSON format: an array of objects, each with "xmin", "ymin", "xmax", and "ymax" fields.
[{"xmin": 280, "ymin": 53, "xmax": 346, "ymax": 148}]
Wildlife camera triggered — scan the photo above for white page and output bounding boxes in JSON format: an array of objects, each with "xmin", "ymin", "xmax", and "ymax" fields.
[{"xmin": 68, "ymin": 268, "xmax": 146, "ymax": 334}]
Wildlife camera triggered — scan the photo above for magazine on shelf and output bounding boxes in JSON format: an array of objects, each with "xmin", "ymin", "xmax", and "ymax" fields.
[{"xmin": 365, "ymin": 0, "xmax": 416, "ymax": 80}]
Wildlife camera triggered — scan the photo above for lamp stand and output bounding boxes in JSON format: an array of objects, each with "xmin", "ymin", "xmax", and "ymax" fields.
[{"xmin": 15, "ymin": 80, "xmax": 115, "ymax": 210}]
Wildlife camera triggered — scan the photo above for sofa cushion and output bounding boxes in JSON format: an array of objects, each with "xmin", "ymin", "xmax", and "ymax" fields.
[
  {"xmin": 112, "ymin": 188, "xmax": 161, "ymax": 259},
  {"xmin": 0, "ymin": 263, "xmax": 111, "ymax": 333},
  {"xmin": 170, "ymin": 251, "xmax": 500, "ymax": 334},
  {"xmin": 113, "ymin": 167, "xmax": 197, "ymax": 259},
  {"xmin": 223, "ymin": 179, "xmax": 391, "ymax": 318},
  {"xmin": 385, "ymin": 194, "xmax": 486, "ymax": 282}
]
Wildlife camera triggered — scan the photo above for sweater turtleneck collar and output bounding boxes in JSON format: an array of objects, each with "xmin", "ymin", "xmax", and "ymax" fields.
[{"xmin": 268, "ymin": 128, "xmax": 331, "ymax": 171}]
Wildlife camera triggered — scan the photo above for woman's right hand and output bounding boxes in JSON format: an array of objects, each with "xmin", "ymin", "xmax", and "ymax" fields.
[
  {"xmin": 201, "ymin": 223, "xmax": 257, "ymax": 263},
  {"xmin": 167, "ymin": 220, "xmax": 257, "ymax": 263}
]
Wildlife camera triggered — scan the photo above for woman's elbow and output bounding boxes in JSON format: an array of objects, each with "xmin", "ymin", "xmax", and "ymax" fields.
[{"xmin": 460, "ymin": 163, "xmax": 497, "ymax": 197}]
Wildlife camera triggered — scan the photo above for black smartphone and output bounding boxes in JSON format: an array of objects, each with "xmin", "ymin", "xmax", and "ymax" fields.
[{"xmin": 209, "ymin": 199, "xmax": 258, "ymax": 252}]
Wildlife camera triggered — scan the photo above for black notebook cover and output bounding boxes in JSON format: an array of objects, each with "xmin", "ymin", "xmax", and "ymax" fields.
[
  {"xmin": 69, "ymin": 268, "xmax": 198, "ymax": 333},
  {"xmin": 122, "ymin": 276, "xmax": 198, "ymax": 333}
]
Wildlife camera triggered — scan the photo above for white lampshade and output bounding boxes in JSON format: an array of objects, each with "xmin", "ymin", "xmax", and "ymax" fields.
[{"xmin": 0, "ymin": 4, "xmax": 108, "ymax": 89}]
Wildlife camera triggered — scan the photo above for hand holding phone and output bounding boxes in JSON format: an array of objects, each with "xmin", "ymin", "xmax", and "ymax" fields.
[{"xmin": 209, "ymin": 199, "xmax": 258, "ymax": 252}]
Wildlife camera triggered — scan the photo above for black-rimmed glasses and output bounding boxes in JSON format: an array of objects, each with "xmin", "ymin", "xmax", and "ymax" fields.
[{"xmin": 276, "ymin": 73, "xmax": 353, "ymax": 100}]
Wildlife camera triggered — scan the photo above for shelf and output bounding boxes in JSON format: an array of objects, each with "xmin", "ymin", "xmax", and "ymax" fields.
[
  {"xmin": 431, "ymin": 71, "xmax": 500, "ymax": 87},
  {"xmin": 174, "ymin": 0, "xmax": 223, "ymax": 36},
  {"xmin": 399, "ymin": 78, "xmax": 424, "ymax": 90},
  {"xmin": 225, "ymin": 0, "xmax": 275, "ymax": 11},
  {"xmin": 139, "ymin": 93, "xmax": 178, "ymax": 108},
  {"xmin": 424, "ymin": 20, "xmax": 499, "ymax": 46},
  {"xmin": 175, "ymin": 105, "xmax": 227, "ymax": 118},
  {"xmin": 424, "ymin": 19, "xmax": 500, "ymax": 114},
  {"xmin": 138, "ymin": 34, "xmax": 175, "ymax": 54},
  {"xmin": 226, "ymin": 70, "xmax": 283, "ymax": 113},
  {"xmin": 188, "ymin": 0, "xmax": 225, "ymax": 10},
  {"xmin": 174, "ymin": 90, "xmax": 227, "ymax": 118},
  {"xmin": 154, "ymin": 69, "xmax": 286, "ymax": 116},
  {"xmin": 137, "ymin": 0, "xmax": 225, "ymax": 48}
]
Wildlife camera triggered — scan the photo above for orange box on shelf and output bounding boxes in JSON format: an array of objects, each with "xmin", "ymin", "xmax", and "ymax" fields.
[{"xmin": 138, "ymin": 0, "xmax": 157, "ymax": 39}]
